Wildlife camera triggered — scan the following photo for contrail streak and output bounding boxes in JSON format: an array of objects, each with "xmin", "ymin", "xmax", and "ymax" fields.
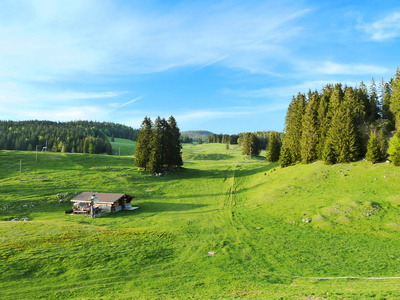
[
  {"xmin": 101, "ymin": 95, "xmax": 145, "ymax": 116},
  {"xmin": 189, "ymin": 54, "xmax": 230, "ymax": 73}
]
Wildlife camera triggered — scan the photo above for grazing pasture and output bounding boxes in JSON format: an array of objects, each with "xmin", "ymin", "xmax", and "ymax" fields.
[{"xmin": 1, "ymin": 142, "xmax": 400, "ymax": 299}]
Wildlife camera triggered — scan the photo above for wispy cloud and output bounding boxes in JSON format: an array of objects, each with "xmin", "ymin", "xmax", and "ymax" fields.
[
  {"xmin": 53, "ymin": 91, "xmax": 129, "ymax": 100},
  {"xmin": 0, "ymin": 0, "xmax": 310, "ymax": 82},
  {"xmin": 297, "ymin": 61, "xmax": 389, "ymax": 76},
  {"xmin": 357, "ymin": 11, "xmax": 400, "ymax": 41},
  {"xmin": 176, "ymin": 102, "xmax": 287, "ymax": 122}
]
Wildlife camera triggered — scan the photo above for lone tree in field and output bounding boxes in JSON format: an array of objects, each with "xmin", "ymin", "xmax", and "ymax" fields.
[
  {"xmin": 135, "ymin": 115, "xmax": 183, "ymax": 173},
  {"xmin": 266, "ymin": 131, "xmax": 280, "ymax": 162}
]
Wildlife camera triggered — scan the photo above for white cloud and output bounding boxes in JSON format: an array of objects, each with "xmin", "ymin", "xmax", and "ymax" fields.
[{"xmin": 358, "ymin": 12, "xmax": 400, "ymax": 41}]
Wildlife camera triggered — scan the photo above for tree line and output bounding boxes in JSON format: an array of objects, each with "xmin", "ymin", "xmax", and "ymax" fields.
[
  {"xmin": 0, "ymin": 120, "xmax": 138, "ymax": 154},
  {"xmin": 135, "ymin": 116, "xmax": 183, "ymax": 173},
  {"xmin": 207, "ymin": 131, "xmax": 282, "ymax": 150},
  {"xmin": 279, "ymin": 68, "xmax": 400, "ymax": 167}
]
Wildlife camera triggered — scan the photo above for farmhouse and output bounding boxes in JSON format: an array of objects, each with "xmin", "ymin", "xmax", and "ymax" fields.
[{"xmin": 70, "ymin": 192, "xmax": 137, "ymax": 214}]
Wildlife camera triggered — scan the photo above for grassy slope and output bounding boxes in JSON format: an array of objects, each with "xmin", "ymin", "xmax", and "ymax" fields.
[
  {"xmin": 1, "ymin": 143, "xmax": 400, "ymax": 299},
  {"xmin": 109, "ymin": 137, "xmax": 136, "ymax": 156}
]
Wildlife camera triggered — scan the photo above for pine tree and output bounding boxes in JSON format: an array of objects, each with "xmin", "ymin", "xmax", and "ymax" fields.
[
  {"xmin": 135, "ymin": 117, "xmax": 153, "ymax": 169},
  {"xmin": 390, "ymin": 68, "xmax": 400, "ymax": 130},
  {"xmin": 327, "ymin": 84, "xmax": 344, "ymax": 120},
  {"xmin": 356, "ymin": 81, "xmax": 368, "ymax": 124},
  {"xmin": 381, "ymin": 79, "xmax": 395, "ymax": 131},
  {"xmin": 369, "ymin": 78, "xmax": 379, "ymax": 122},
  {"xmin": 301, "ymin": 90, "xmax": 319, "ymax": 163},
  {"xmin": 279, "ymin": 145, "xmax": 293, "ymax": 167},
  {"xmin": 241, "ymin": 133, "xmax": 259, "ymax": 156},
  {"xmin": 316, "ymin": 85, "xmax": 332, "ymax": 159},
  {"xmin": 167, "ymin": 116, "xmax": 183, "ymax": 167},
  {"xmin": 379, "ymin": 129, "xmax": 388, "ymax": 159},
  {"xmin": 365, "ymin": 131, "xmax": 382, "ymax": 163},
  {"xmin": 326, "ymin": 92, "xmax": 359, "ymax": 164},
  {"xmin": 283, "ymin": 93, "xmax": 306, "ymax": 162},
  {"xmin": 388, "ymin": 132, "xmax": 400, "ymax": 166},
  {"xmin": 197, "ymin": 138, "xmax": 202, "ymax": 145},
  {"xmin": 322, "ymin": 138, "xmax": 336, "ymax": 165},
  {"xmin": 147, "ymin": 117, "xmax": 164, "ymax": 173},
  {"xmin": 266, "ymin": 131, "xmax": 280, "ymax": 162}
]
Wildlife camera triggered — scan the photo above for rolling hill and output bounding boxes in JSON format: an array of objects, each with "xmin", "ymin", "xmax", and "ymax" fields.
[{"xmin": 1, "ymin": 142, "xmax": 400, "ymax": 299}]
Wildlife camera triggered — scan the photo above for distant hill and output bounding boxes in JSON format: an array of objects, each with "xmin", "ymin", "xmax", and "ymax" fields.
[{"xmin": 181, "ymin": 130, "xmax": 213, "ymax": 141}]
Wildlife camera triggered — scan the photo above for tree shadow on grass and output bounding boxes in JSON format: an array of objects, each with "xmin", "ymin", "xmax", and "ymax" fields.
[
  {"xmin": 179, "ymin": 162, "xmax": 278, "ymax": 180},
  {"xmin": 100, "ymin": 201, "xmax": 208, "ymax": 218},
  {"xmin": 184, "ymin": 153, "xmax": 236, "ymax": 160}
]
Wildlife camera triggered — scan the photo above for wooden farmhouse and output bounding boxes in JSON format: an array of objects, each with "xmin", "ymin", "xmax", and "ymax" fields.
[{"xmin": 70, "ymin": 192, "xmax": 137, "ymax": 215}]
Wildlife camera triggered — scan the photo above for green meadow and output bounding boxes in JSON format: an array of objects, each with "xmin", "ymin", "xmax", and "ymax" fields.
[{"xmin": 1, "ymin": 142, "xmax": 400, "ymax": 299}]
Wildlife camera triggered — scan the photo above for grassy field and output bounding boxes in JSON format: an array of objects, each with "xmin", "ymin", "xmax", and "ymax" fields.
[
  {"xmin": 1, "ymin": 142, "xmax": 400, "ymax": 299},
  {"xmin": 109, "ymin": 137, "xmax": 136, "ymax": 156}
]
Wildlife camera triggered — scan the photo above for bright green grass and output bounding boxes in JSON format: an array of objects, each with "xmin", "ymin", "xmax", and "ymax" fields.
[
  {"xmin": 1, "ymin": 144, "xmax": 400, "ymax": 299},
  {"xmin": 109, "ymin": 137, "xmax": 136, "ymax": 156}
]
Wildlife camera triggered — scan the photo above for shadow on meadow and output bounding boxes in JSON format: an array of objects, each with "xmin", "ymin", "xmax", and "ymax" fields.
[
  {"xmin": 184, "ymin": 153, "xmax": 236, "ymax": 160},
  {"xmin": 101, "ymin": 201, "xmax": 208, "ymax": 218},
  {"xmin": 179, "ymin": 162, "xmax": 277, "ymax": 180}
]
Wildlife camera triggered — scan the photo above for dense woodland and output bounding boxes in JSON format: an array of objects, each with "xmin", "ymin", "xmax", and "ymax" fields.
[
  {"xmin": 280, "ymin": 68, "xmax": 400, "ymax": 167},
  {"xmin": 135, "ymin": 116, "xmax": 183, "ymax": 173},
  {"xmin": 0, "ymin": 120, "xmax": 138, "ymax": 155}
]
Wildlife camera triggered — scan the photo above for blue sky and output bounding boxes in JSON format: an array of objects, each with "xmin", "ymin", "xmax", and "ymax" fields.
[{"xmin": 1, "ymin": 0, "xmax": 399, "ymax": 134}]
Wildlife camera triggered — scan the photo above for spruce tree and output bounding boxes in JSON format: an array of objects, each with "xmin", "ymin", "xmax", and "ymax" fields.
[
  {"xmin": 322, "ymin": 138, "xmax": 336, "ymax": 165},
  {"xmin": 198, "ymin": 138, "xmax": 202, "ymax": 145},
  {"xmin": 369, "ymin": 78, "xmax": 379, "ymax": 122},
  {"xmin": 279, "ymin": 145, "xmax": 293, "ymax": 167},
  {"xmin": 167, "ymin": 116, "xmax": 183, "ymax": 167},
  {"xmin": 379, "ymin": 129, "xmax": 388, "ymax": 159},
  {"xmin": 388, "ymin": 132, "xmax": 400, "ymax": 166},
  {"xmin": 316, "ymin": 85, "xmax": 332, "ymax": 159},
  {"xmin": 147, "ymin": 117, "xmax": 164, "ymax": 173},
  {"xmin": 327, "ymin": 83, "xmax": 344, "ymax": 120},
  {"xmin": 300, "ymin": 90, "xmax": 319, "ymax": 163},
  {"xmin": 266, "ymin": 131, "xmax": 280, "ymax": 162},
  {"xmin": 135, "ymin": 117, "xmax": 153, "ymax": 169},
  {"xmin": 356, "ymin": 81, "xmax": 368, "ymax": 124},
  {"xmin": 381, "ymin": 79, "xmax": 395, "ymax": 131},
  {"xmin": 241, "ymin": 133, "xmax": 259, "ymax": 156},
  {"xmin": 390, "ymin": 68, "xmax": 400, "ymax": 130},
  {"xmin": 283, "ymin": 93, "xmax": 306, "ymax": 162},
  {"xmin": 326, "ymin": 92, "xmax": 358, "ymax": 164},
  {"xmin": 365, "ymin": 131, "xmax": 382, "ymax": 163}
]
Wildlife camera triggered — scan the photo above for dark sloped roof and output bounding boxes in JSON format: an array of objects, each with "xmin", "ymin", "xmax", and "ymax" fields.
[{"xmin": 71, "ymin": 192, "xmax": 130, "ymax": 203}]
